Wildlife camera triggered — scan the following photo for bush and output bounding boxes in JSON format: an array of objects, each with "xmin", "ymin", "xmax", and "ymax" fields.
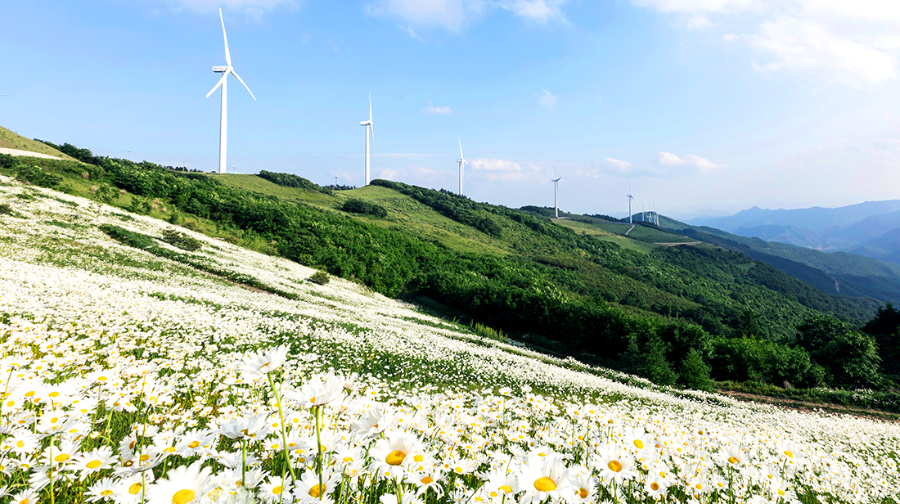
[
  {"xmin": 0, "ymin": 154, "xmax": 19, "ymax": 170},
  {"xmin": 99, "ymin": 224, "xmax": 155, "ymax": 249},
  {"xmin": 161, "ymin": 228, "xmax": 203, "ymax": 252},
  {"xmin": 341, "ymin": 199, "xmax": 388, "ymax": 218},
  {"xmin": 257, "ymin": 170, "xmax": 329, "ymax": 193},
  {"xmin": 0, "ymin": 203, "xmax": 11, "ymax": 215},
  {"xmin": 309, "ymin": 271, "xmax": 330, "ymax": 285}
]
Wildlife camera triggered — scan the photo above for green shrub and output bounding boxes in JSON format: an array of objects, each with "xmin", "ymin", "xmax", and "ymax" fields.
[
  {"xmin": 309, "ymin": 271, "xmax": 330, "ymax": 285},
  {"xmin": 679, "ymin": 348, "xmax": 713, "ymax": 392},
  {"xmin": 161, "ymin": 228, "xmax": 203, "ymax": 252},
  {"xmin": 341, "ymin": 199, "xmax": 388, "ymax": 218},
  {"xmin": 469, "ymin": 320, "xmax": 507, "ymax": 342},
  {"xmin": 0, "ymin": 203, "xmax": 11, "ymax": 215},
  {"xmin": 257, "ymin": 170, "xmax": 329, "ymax": 193},
  {"xmin": 99, "ymin": 224, "xmax": 155, "ymax": 249}
]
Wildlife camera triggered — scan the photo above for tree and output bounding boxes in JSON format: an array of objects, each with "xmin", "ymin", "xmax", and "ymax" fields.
[
  {"xmin": 817, "ymin": 330, "xmax": 881, "ymax": 389},
  {"xmin": 863, "ymin": 302, "xmax": 900, "ymax": 379},
  {"xmin": 638, "ymin": 333, "xmax": 678, "ymax": 386},
  {"xmin": 679, "ymin": 348, "xmax": 713, "ymax": 392}
]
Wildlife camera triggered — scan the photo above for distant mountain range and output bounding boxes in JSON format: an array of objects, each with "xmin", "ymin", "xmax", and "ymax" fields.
[{"xmin": 688, "ymin": 201, "xmax": 900, "ymax": 265}]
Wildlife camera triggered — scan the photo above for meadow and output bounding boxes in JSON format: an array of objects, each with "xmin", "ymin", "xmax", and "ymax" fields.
[{"xmin": 1, "ymin": 177, "xmax": 899, "ymax": 504}]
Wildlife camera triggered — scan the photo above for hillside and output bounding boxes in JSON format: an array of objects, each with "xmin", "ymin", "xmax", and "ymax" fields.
[
  {"xmin": 3, "ymin": 173, "xmax": 899, "ymax": 504},
  {"xmin": 4, "ymin": 138, "xmax": 898, "ymax": 395},
  {"xmin": 690, "ymin": 200, "xmax": 900, "ymax": 233},
  {"xmin": 0, "ymin": 125, "xmax": 75, "ymax": 160}
]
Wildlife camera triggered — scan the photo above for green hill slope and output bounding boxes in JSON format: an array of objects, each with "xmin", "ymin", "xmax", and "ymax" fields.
[
  {"xmin": 0, "ymin": 125, "xmax": 75, "ymax": 160},
  {"xmin": 4, "ymin": 137, "xmax": 892, "ymax": 392}
]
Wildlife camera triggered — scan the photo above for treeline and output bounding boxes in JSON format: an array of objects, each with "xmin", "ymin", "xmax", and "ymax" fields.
[
  {"xmin": 257, "ymin": 170, "xmax": 330, "ymax": 194},
  {"xmin": 7, "ymin": 149, "xmax": 899, "ymax": 397}
]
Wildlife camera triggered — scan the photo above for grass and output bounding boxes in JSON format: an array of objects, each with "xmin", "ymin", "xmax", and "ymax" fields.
[{"xmin": 0, "ymin": 126, "xmax": 76, "ymax": 160}]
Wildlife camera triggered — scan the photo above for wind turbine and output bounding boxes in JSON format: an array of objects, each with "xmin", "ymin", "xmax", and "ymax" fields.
[
  {"xmin": 206, "ymin": 8, "xmax": 256, "ymax": 175},
  {"xmin": 456, "ymin": 137, "xmax": 468, "ymax": 196},
  {"xmin": 552, "ymin": 166, "xmax": 561, "ymax": 218},
  {"xmin": 627, "ymin": 181, "xmax": 635, "ymax": 224},
  {"xmin": 360, "ymin": 94, "xmax": 374, "ymax": 185}
]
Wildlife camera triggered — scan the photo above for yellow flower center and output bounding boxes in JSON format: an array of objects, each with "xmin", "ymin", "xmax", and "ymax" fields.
[
  {"xmin": 728, "ymin": 456, "xmax": 739, "ymax": 464},
  {"xmin": 414, "ymin": 454, "xmax": 424, "ymax": 462},
  {"xmin": 140, "ymin": 454, "xmax": 150, "ymax": 462},
  {"xmin": 54, "ymin": 454, "xmax": 70, "ymax": 462},
  {"xmin": 129, "ymin": 483, "xmax": 142, "ymax": 495},
  {"xmin": 651, "ymin": 482, "xmax": 659, "ymax": 491},
  {"xmin": 499, "ymin": 485, "xmax": 513, "ymax": 494},
  {"xmin": 86, "ymin": 460, "xmax": 102, "ymax": 469},
  {"xmin": 343, "ymin": 456, "xmax": 353, "ymax": 463},
  {"xmin": 386, "ymin": 450, "xmax": 407, "ymax": 466},
  {"xmin": 188, "ymin": 441, "xmax": 200, "ymax": 449},
  {"xmin": 102, "ymin": 490, "xmax": 113, "ymax": 496},
  {"xmin": 49, "ymin": 392, "xmax": 59, "ymax": 398},
  {"xmin": 421, "ymin": 476, "xmax": 434, "ymax": 484},
  {"xmin": 16, "ymin": 440, "xmax": 24, "ymax": 448},
  {"xmin": 608, "ymin": 460, "xmax": 623, "ymax": 473},
  {"xmin": 173, "ymin": 489, "xmax": 196, "ymax": 504},
  {"xmin": 18, "ymin": 500, "xmax": 29, "ymax": 504},
  {"xmin": 634, "ymin": 440, "xmax": 644, "ymax": 449},
  {"xmin": 579, "ymin": 488, "xmax": 589, "ymax": 499},
  {"xmin": 308, "ymin": 485, "xmax": 324, "ymax": 497},
  {"xmin": 534, "ymin": 477, "xmax": 556, "ymax": 492},
  {"xmin": 784, "ymin": 451, "xmax": 794, "ymax": 459}
]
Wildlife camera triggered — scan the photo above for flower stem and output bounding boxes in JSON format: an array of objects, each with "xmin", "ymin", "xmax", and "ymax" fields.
[{"xmin": 267, "ymin": 372, "xmax": 296, "ymax": 481}]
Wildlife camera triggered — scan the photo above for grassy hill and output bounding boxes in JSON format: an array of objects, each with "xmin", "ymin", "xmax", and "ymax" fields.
[
  {"xmin": 0, "ymin": 125, "xmax": 75, "ymax": 160},
  {"xmin": 4, "ymin": 137, "xmax": 896, "ymax": 395}
]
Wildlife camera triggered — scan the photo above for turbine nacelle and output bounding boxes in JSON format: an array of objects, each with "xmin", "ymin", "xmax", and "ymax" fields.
[{"xmin": 212, "ymin": 65, "xmax": 228, "ymax": 73}]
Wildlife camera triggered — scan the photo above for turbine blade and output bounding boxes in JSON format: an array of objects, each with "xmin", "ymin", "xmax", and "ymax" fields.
[
  {"xmin": 206, "ymin": 72, "xmax": 228, "ymax": 98},
  {"xmin": 370, "ymin": 123, "xmax": 375, "ymax": 143},
  {"xmin": 220, "ymin": 9, "xmax": 232, "ymax": 67},
  {"xmin": 230, "ymin": 70, "xmax": 257, "ymax": 101}
]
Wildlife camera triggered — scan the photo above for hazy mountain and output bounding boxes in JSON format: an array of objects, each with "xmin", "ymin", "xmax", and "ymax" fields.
[{"xmin": 689, "ymin": 201, "xmax": 900, "ymax": 233}]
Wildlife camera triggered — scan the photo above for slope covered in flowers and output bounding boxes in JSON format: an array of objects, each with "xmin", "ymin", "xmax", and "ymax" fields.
[{"xmin": 0, "ymin": 176, "xmax": 898, "ymax": 504}]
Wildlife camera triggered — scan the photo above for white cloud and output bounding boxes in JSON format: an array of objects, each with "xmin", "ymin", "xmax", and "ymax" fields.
[
  {"xmin": 364, "ymin": 0, "xmax": 564, "ymax": 30},
  {"xmin": 657, "ymin": 151, "xmax": 720, "ymax": 171},
  {"xmin": 470, "ymin": 158, "xmax": 542, "ymax": 181},
  {"xmin": 423, "ymin": 101, "xmax": 452, "ymax": 114},
  {"xmin": 631, "ymin": 0, "xmax": 900, "ymax": 87},
  {"xmin": 538, "ymin": 89, "xmax": 557, "ymax": 110},
  {"xmin": 499, "ymin": 0, "xmax": 567, "ymax": 22},
  {"xmin": 374, "ymin": 152, "xmax": 438, "ymax": 159},
  {"xmin": 748, "ymin": 16, "xmax": 897, "ymax": 86},
  {"xmin": 328, "ymin": 41, "xmax": 340, "ymax": 54},
  {"xmin": 630, "ymin": 0, "xmax": 761, "ymax": 14},
  {"xmin": 378, "ymin": 168, "xmax": 401, "ymax": 180},
  {"xmin": 364, "ymin": 0, "xmax": 486, "ymax": 30},
  {"xmin": 604, "ymin": 157, "xmax": 632, "ymax": 171},
  {"xmin": 167, "ymin": 0, "xmax": 299, "ymax": 16},
  {"xmin": 398, "ymin": 24, "xmax": 425, "ymax": 41}
]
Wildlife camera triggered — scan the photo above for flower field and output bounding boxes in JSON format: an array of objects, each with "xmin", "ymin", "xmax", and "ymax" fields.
[{"xmin": 0, "ymin": 177, "xmax": 898, "ymax": 504}]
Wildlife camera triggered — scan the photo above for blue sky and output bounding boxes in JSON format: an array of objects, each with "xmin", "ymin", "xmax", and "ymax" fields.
[{"xmin": 3, "ymin": 0, "xmax": 900, "ymax": 218}]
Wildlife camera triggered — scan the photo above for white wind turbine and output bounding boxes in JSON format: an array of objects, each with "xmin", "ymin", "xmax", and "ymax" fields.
[
  {"xmin": 627, "ymin": 181, "xmax": 635, "ymax": 224},
  {"xmin": 360, "ymin": 94, "xmax": 374, "ymax": 185},
  {"xmin": 206, "ymin": 8, "xmax": 256, "ymax": 175},
  {"xmin": 552, "ymin": 166, "xmax": 561, "ymax": 219},
  {"xmin": 456, "ymin": 137, "xmax": 468, "ymax": 196}
]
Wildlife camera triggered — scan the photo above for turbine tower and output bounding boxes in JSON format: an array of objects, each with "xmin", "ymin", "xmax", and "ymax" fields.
[
  {"xmin": 627, "ymin": 181, "xmax": 635, "ymax": 224},
  {"xmin": 360, "ymin": 94, "xmax": 375, "ymax": 185},
  {"xmin": 552, "ymin": 167, "xmax": 561, "ymax": 219},
  {"xmin": 206, "ymin": 8, "xmax": 256, "ymax": 175},
  {"xmin": 456, "ymin": 137, "xmax": 468, "ymax": 196}
]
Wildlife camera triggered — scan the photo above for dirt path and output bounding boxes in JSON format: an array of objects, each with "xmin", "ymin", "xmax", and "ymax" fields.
[
  {"xmin": 624, "ymin": 225, "xmax": 635, "ymax": 236},
  {"xmin": 654, "ymin": 241, "xmax": 701, "ymax": 246},
  {"xmin": 0, "ymin": 147, "xmax": 61, "ymax": 160},
  {"xmin": 718, "ymin": 389, "xmax": 900, "ymax": 422}
]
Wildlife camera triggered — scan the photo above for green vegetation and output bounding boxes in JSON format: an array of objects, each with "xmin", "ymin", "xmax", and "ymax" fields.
[
  {"xmin": 308, "ymin": 270, "xmax": 330, "ymax": 285},
  {"xmin": 161, "ymin": 227, "xmax": 203, "ymax": 252},
  {"xmin": 257, "ymin": 169, "xmax": 330, "ymax": 194},
  {"xmin": 12, "ymin": 139, "xmax": 900, "ymax": 401},
  {"xmin": 0, "ymin": 125, "xmax": 75, "ymax": 160},
  {"xmin": 341, "ymin": 198, "xmax": 388, "ymax": 218}
]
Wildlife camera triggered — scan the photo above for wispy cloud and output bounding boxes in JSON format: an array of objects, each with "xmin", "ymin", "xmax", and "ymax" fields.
[
  {"xmin": 373, "ymin": 152, "xmax": 439, "ymax": 159},
  {"xmin": 631, "ymin": 0, "xmax": 900, "ymax": 87},
  {"xmin": 538, "ymin": 89, "xmax": 557, "ymax": 110},
  {"xmin": 470, "ymin": 157, "xmax": 543, "ymax": 181},
  {"xmin": 364, "ymin": 0, "xmax": 565, "ymax": 31},
  {"xmin": 167, "ymin": 0, "xmax": 300, "ymax": 17},
  {"xmin": 397, "ymin": 24, "xmax": 424, "ymax": 41},
  {"xmin": 423, "ymin": 100, "xmax": 452, "ymax": 115},
  {"xmin": 658, "ymin": 151, "xmax": 720, "ymax": 171},
  {"xmin": 378, "ymin": 168, "xmax": 401, "ymax": 180},
  {"xmin": 328, "ymin": 41, "xmax": 340, "ymax": 54}
]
